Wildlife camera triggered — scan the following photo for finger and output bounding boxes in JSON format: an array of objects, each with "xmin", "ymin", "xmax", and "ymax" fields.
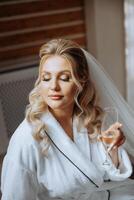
[
  {"xmin": 109, "ymin": 123, "xmax": 122, "ymax": 131},
  {"xmin": 114, "ymin": 122, "xmax": 122, "ymax": 128},
  {"xmin": 108, "ymin": 136, "xmax": 125, "ymax": 152},
  {"xmin": 116, "ymin": 136, "xmax": 126, "ymax": 147},
  {"xmin": 113, "ymin": 135, "xmax": 125, "ymax": 147}
]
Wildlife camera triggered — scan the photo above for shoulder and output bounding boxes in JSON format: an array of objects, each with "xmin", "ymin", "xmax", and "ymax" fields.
[
  {"xmin": 8, "ymin": 118, "xmax": 36, "ymax": 149},
  {"xmin": 5, "ymin": 119, "xmax": 40, "ymax": 171}
]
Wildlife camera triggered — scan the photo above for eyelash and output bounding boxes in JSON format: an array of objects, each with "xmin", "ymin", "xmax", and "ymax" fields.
[
  {"xmin": 60, "ymin": 77, "xmax": 70, "ymax": 82},
  {"xmin": 42, "ymin": 77, "xmax": 70, "ymax": 82}
]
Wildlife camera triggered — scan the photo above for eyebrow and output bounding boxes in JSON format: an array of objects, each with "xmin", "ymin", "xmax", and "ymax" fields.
[{"xmin": 42, "ymin": 70, "xmax": 71, "ymax": 74}]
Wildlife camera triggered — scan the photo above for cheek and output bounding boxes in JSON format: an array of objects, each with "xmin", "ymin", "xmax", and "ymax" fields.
[
  {"xmin": 39, "ymin": 83, "xmax": 48, "ymax": 97},
  {"xmin": 65, "ymin": 84, "xmax": 77, "ymax": 99}
]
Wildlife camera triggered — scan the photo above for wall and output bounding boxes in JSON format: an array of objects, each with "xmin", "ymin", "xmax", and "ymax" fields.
[
  {"xmin": 84, "ymin": 0, "xmax": 126, "ymax": 97},
  {"xmin": 0, "ymin": 0, "xmax": 86, "ymax": 72}
]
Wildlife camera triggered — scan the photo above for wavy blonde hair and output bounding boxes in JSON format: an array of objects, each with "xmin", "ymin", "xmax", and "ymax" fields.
[{"xmin": 25, "ymin": 38, "xmax": 103, "ymax": 153}]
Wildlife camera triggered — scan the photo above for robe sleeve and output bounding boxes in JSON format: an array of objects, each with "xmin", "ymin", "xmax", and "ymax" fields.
[
  {"xmin": 103, "ymin": 147, "xmax": 133, "ymax": 181},
  {"xmin": 1, "ymin": 119, "xmax": 42, "ymax": 200},
  {"xmin": 1, "ymin": 157, "xmax": 39, "ymax": 200}
]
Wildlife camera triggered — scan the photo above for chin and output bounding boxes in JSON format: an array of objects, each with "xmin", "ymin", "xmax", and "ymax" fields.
[{"xmin": 47, "ymin": 102, "xmax": 64, "ymax": 110}]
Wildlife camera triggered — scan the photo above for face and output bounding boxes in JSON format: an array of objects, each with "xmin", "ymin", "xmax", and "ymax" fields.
[{"xmin": 39, "ymin": 55, "xmax": 77, "ymax": 113}]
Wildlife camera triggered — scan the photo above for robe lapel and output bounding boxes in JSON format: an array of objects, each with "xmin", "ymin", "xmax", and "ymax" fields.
[{"xmin": 41, "ymin": 110, "xmax": 103, "ymax": 188}]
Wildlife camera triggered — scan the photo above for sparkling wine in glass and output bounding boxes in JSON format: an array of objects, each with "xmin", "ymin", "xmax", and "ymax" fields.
[{"xmin": 101, "ymin": 107, "xmax": 119, "ymax": 165}]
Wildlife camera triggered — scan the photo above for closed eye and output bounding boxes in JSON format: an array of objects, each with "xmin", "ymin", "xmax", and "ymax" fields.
[
  {"xmin": 41, "ymin": 74, "xmax": 71, "ymax": 82},
  {"xmin": 42, "ymin": 74, "xmax": 51, "ymax": 81},
  {"xmin": 42, "ymin": 78, "xmax": 51, "ymax": 81},
  {"xmin": 60, "ymin": 74, "xmax": 70, "ymax": 82},
  {"xmin": 60, "ymin": 77, "xmax": 70, "ymax": 82}
]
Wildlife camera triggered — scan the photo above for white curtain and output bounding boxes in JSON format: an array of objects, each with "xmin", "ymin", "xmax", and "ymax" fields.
[{"xmin": 124, "ymin": 0, "xmax": 134, "ymax": 109}]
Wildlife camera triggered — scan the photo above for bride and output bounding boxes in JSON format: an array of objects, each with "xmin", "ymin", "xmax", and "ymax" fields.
[{"xmin": 1, "ymin": 38, "xmax": 134, "ymax": 200}]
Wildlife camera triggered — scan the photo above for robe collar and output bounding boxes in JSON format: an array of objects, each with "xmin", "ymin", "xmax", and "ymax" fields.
[{"xmin": 41, "ymin": 109, "xmax": 103, "ymax": 187}]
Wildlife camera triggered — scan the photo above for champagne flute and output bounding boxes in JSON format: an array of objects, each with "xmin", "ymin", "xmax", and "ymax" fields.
[{"xmin": 101, "ymin": 106, "xmax": 119, "ymax": 165}]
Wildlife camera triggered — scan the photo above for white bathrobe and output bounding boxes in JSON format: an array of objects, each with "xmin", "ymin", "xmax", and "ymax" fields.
[{"xmin": 1, "ymin": 110, "xmax": 134, "ymax": 200}]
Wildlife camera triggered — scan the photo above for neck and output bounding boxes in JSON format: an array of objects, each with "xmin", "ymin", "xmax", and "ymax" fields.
[
  {"xmin": 48, "ymin": 106, "xmax": 74, "ymax": 123},
  {"xmin": 48, "ymin": 106, "xmax": 75, "ymax": 141}
]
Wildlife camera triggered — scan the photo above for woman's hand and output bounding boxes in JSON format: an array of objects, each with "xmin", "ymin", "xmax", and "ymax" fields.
[
  {"xmin": 100, "ymin": 122, "xmax": 126, "ymax": 168},
  {"xmin": 107, "ymin": 122, "xmax": 126, "ymax": 152},
  {"xmin": 106, "ymin": 122, "xmax": 126, "ymax": 168}
]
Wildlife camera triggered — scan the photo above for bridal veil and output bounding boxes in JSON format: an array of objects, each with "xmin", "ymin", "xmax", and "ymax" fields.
[{"xmin": 83, "ymin": 49, "xmax": 134, "ymax": 156}]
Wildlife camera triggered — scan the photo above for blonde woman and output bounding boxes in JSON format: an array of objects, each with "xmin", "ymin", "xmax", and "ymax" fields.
[{"xmin": 1, "ymin": 39, "xmax": 134, "ymax": 200}]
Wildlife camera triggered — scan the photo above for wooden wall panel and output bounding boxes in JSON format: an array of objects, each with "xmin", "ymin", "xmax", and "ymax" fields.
[
  {"xmin": 0, "ymin": 36, "xmax": 86, "ymax": 61},
  {"xmin": 0, "ymin": 24, "xmax": 85, "ymax": 47},
  {"xmin": 0, "ymin": 0, "xmax": 82, "ymax": 17},
  {"xmin": 0, "ymin": 10, "xmax": 83, "ymax": 33},
  {"xmin": 0, "ymin": 0, "xmax": 87, "ymax": 72}
]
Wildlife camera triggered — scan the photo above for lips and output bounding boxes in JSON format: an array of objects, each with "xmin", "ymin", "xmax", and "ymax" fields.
[{"xmin": 49, "ymin": 95, "xmax": 63, "ymax": 100}]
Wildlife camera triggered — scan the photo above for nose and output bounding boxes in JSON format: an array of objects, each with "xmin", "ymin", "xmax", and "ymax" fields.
[{"xmin": 50, "ymin": 78, "xmax": 60, "ymax": 91}]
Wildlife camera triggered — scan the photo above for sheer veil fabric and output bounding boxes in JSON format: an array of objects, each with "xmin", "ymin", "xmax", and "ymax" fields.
[{"xmin": 82, "ymin": 49, "xmax": 134, "ymax": 156}]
